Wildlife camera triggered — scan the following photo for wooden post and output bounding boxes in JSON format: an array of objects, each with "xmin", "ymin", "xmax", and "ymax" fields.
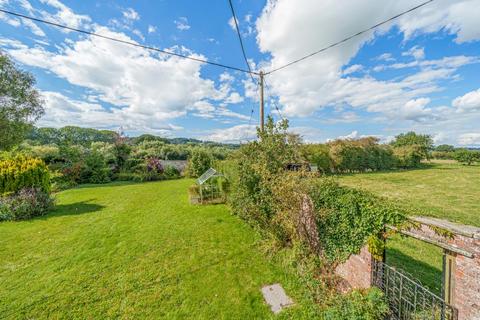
[{"xmin": 259, "ymin": 71, "xmax": 264, "ymax": 132}]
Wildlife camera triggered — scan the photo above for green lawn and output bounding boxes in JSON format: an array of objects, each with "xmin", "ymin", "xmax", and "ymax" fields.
[
  {"xmin": 338, "ymin": 161, "xmax": 480, "ymax": 295},
  {"xmin": 0, "ymin": 180, "xmax": 318, "ymax": 319}
]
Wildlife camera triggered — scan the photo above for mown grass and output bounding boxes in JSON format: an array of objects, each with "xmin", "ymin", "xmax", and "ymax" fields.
[
  {"xmin": 0, "ymin": 179, "xmax": 319, "ymax": 319},
  {"xmin": 338, "ymin": 161, "xmax": 479, "ymax": 295}
]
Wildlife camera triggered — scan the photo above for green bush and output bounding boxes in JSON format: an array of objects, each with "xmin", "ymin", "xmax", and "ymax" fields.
[
  {"xmin": 322, "ymin": 288, "xmax": 389, "ymax": 320},
  {"xmin": 393, "ymin": 145, "xmax": 423, "ymax": 168},
  {"xmin": 80, "ymin": 150, "xmax": 110, "ymax": 184},
  {"xmin": 454, "ymin": 148, "xmax": 479, "ymax": 165},
  {"xmin": 187, "ymin": 149, "xmax": 214, "ymax": 177},
  {"xmin": 0, "ymin": 156, "xmax": 50, "ymax": 195},
  {"xmin": 164, "ymin": 165, "xmax": 181, "ymax": 179},
  {"xmin": 0, "ymin": 188, "xmax": 54, "ymax": 221}
]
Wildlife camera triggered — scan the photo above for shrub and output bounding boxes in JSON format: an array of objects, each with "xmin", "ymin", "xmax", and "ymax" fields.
[
  {"xmin": 454, "ymin": 149, "xmax": 479, "ymax": 165},
  {"xmin": 0, "ymin": 156, "xmax": 50, "ymax": 195},
  {"xmin": 393, "ymin": 145, "xmax": 423, "ymax": 168},
  {"xmin": 187, "ymin": 149, "xmax": 214, "ymax": 177},
  {"xmin": 303, "ymin": 144, "xmax": 331, "ymax": 173},
  {"xmin": 0, "ymin": 188, "xmax": 54, "ymax": 221},
  {"xmin": 322, "ymin": 288, "xmax": 389, "ymax": 320},
  {"xmin": 80, "ymin": 150, "xmax": 110, "ymax": 184},
  {"xmin": 164, "ymin": 165, "xmax": 180, "ymax": 179}
]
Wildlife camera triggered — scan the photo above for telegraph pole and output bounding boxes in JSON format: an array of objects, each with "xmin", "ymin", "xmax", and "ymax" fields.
[{"xmin": 259, "ymin": 71, "xmax": 265, "ymax": 132}]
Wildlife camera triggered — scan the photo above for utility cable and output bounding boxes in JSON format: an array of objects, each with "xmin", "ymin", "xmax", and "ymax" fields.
[
  {"xmin": 227, "ymin": 0, "xmax": 257, "ymax": 84},
  {"xmin": 0, "ymin": 8, "xmax": 258, "ymax": 75},
  {"xmin": 265, "ymin": 0, "xmax": 434, "ymax": 75},
  {"xmin": 264, "ymin": 79, "xmax": 285, "ymax": 121}
]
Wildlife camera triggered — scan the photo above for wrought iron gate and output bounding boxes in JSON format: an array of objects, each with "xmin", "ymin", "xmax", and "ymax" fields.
[{"xmin": 372, "ymin": 260, "xmax": 457, "ymax": 320}]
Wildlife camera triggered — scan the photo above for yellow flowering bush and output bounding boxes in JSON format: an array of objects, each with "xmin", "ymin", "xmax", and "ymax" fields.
[{"xmin": 0, "ymin": 156, "xmax": 50, "ymax": 195}]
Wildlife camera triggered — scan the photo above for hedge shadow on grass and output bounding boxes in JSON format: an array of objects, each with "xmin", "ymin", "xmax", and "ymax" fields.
[{"xmin": 42, "ymin": 200, "xmax": 105, "ymax": 219}]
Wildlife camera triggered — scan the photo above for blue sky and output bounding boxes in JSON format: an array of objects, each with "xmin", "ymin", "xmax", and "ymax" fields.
[{"xmin": 1, "ymin": 0, "xmax": 479, "ymax": 145}]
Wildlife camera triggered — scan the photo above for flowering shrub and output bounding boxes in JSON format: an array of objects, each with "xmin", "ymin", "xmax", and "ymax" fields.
[
  {"xmin": 0, "ymin": 188, "xmax": 54, "ymax": 221},
  {"xmin": 146, "ymin": 157, "xmax": 164, "ymax": 173},
  {"xmin": 0, "ymin": 156, "xmax": 50, "ymax": 195}
]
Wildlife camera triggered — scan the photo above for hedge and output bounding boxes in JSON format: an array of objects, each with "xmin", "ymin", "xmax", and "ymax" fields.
[{"xmin": 0, "ymin": 156, "xmax": 50, "ymax": 195}]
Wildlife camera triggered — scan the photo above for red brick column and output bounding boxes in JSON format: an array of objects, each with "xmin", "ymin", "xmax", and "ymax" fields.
[
  {"xmin": 408, "ymin": 217, "xmax": 480, "ymax": 320},
  {"xmin": 449, "ymin": 233, "xmax": 480, "ymax": 320}
]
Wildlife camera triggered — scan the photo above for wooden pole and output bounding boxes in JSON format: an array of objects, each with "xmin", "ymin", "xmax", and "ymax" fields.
[{"xmin": 259, "ymin": 71, "xmax": 264, "ymax": 132}]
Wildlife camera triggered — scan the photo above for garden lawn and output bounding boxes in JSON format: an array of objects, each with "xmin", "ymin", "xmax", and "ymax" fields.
[
  {"xmin": 338, "ymin": 161, "xmax": 480, "ymax": 295},
  {"xmin": 0, "ymin": 179, "xmax": 318, "ymax": 319}
]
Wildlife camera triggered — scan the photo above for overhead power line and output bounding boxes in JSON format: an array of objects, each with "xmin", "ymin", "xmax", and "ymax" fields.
[
  {"xmin": 227, "ymin": 0, "xmax": 257, "ymax": 83},
  {"xmin": 0, "ymin": 8, "xmax": 258, "ymax": 75},
  {"xmin": 265, "ymin": 0, "xmax": 434, "ymax": 75},
  {"xmin": 264, "ymin": 79, "xmax": 285, "ymax": 121}
]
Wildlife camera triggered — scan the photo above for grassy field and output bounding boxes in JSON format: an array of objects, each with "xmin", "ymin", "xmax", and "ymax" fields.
[
  {"xmin": 0, "ymin": 180, "xmax": 319, "ymax": 319},
  {"xmin": 338, "ymin": 161, "xmax": 479, "ymax": 294},
  {"xmin": 338, "ymin": 161, "xmax": 480, "ymax": 227}
]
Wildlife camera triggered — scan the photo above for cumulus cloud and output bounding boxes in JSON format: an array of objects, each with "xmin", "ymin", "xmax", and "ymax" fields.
[
  {"xmin": 402, "ymin": 46, "xmax": 425, "ymax": 60},
  {"xmin": 458, "ymin": 133, "xmax": 480, "ymax": 146},
  {"xmin": 255, "ymin": 0, "xmax": 480, "ymax": 122},
  {"xmin": 39, "ymin": 0, "xmax": 91, "ymax": 29},
  {"xmin": 204, "ymin": 124, "xmax": 257, "ymax": 143},
  {"xmin": 452, "ymin": 88, "xmax": 480, "ymax": 112},
  {"xmin": 1, "ymin": 24, "xmax": 251, "ymax": 129}
]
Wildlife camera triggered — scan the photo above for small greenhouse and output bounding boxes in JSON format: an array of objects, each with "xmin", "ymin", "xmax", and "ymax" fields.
[{"xmin": 189, "ymin": 168, "xmax": 229, "ymax": 204}]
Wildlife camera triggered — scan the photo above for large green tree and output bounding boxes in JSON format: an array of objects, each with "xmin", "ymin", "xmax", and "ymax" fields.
[
  {"xmin": 0, "ymin": 53, "xmax": 44, "ymax": 150},
  {"xmin": 391, "ymin": 131, "xmax": 433, "ymax": 160}
]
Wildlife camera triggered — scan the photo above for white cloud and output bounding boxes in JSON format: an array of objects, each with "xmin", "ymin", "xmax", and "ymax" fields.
[
  {"xmin": 148, "ymin": 25, "xmax": 156, "ymax": 34},
  {"xmin": 255, "ymin": 0, "xmax": 480, "ymax": 122},
  {"xmin": 402, "ymin": 46, "xmax": 425, "ymax": 60},
  {"xmin": 343, "ymin": 64, "xmax": 363, "ymax": 75},
  {"xmin": 375, "ymin": 53, "xmax": 395, "ymax": 62},
  {"xmin": 174, "ymin": 17, "xmax": 190, "ymax": 31},
  {"xmin": 228, "ymin": 16, "xmax": 238, "ymax": 30},
  {"xmin": 1, "ymin": 26, "xmax": 243, "ymax": 129},
  {"xmin": 458, "ymin": 133, "xmax": 480, "ymax": 146},
  {"xmin": 401, "ymin": 97, "xmax": 432, "ymax": 121},
  {"xmin": 39, "ymin": 0, "xmax": 91, "ymax": 29},
  {"xmin": 204, "ymin": 124, "xmax": 256, "ymax": 143},
  {"xmin": 132, "ymin": 29, "xmax": 144, "ymax": 41},
  {"xmin": 122, "ymin": 8, "xmax": 139, "ymax": 21},
  {"xmin": 452, "ymin": 88, "xmax": 480, "ymax": 112},
  {"xmin": 21, "ymin": 18, "xmax": 46, "ymax": 36},
  {"xmin": 337, "ymin": 130, "xmax": 359, "ymax": 140},
  {"xmin": 225, "ymin": 92, "xmax": 244, "ymax": 104},
  {"xmin": 0, "ymin": 12, "xmax": 21, "ymax": 27}
]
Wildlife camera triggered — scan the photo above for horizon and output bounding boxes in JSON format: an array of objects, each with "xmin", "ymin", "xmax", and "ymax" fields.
[{"xmin": 1, "ymin": 0, "xmax": 479, "ymax": 146}]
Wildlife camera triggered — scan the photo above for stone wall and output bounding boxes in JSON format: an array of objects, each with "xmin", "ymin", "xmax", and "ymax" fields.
[{"xmin": 335, "ymin": 245, "xmax": 373, "ymax": 290}]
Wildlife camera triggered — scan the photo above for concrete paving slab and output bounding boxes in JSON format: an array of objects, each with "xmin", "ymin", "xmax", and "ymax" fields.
[{"xmin": 261, "ymin": 283, "xmax": 294, "ymax": 314}]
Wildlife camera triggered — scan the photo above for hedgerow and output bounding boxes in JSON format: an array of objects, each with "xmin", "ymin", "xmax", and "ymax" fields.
[{"xmin": 229, "ymin": 117, "xmax": 406, "ymax": 266}]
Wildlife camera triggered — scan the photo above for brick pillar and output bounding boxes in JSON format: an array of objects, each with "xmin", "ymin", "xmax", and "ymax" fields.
[
  {"xmin": 335, "ymin": 245, "xmax": 373, "ymax": 290},
  {"xmin": 409, "ymin": 217, "xmax": 480, "ymax": 320},
  {"xmin": 449, "ymin": 233, "xmax": 480, "ymax": 320}
]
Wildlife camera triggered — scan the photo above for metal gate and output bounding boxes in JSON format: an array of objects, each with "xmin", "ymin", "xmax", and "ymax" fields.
[{"xmin": 372, "ymin": 260, "xmax": 457, "ymax": 320}]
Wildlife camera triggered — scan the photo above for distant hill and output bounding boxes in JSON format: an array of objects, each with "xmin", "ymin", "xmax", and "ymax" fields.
[{"xmin": 27, "ymin": 126, "xmax": 239, "ymax": 148}]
